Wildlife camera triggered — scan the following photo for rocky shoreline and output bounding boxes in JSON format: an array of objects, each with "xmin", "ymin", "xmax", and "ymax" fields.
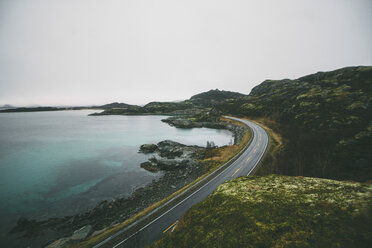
[
  {"xmin": 8, "ymin": 118, "xmax": 244, "ymax": 248},
  {"xmin": 161, "ymin": 116, "xmax": 245, "ymax": 145}
]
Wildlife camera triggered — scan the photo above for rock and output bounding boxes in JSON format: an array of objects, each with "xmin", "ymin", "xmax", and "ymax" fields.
[
  {"xmin": 157, "ymin": 140, "xmax": 185, "ymax": 148},
  {"xmin": 159, "ymin": 147, "xmax": 183, "ymax": 159},
  {"xmin": 162, "ymin": 118, "xmax": 197, "ymax": 128},
  {"xmin": 157, "ymin": 140, "xmax": 185, "ymax": 159},
  {"xmin": 70, "ymin": 225, "xmax": 92, "ymax": 240},
  {"xmin": 139, "ymin": 139, "xmax": 205, "ymax": 173},
  {"xmin": 45, "ymin": 238, "xmax": 70, "ymax": 248},
  {"xmin": 162, "ymin": 117, "xmax": 246, "ymax": 145},
  {"xmin": 139, "ymin": 144, "xmax": 158, "ymax": 153},
  {"xmin": 140, "ymin": 161, "xmax": 160, "ymax": 172},
  {"xmin": 152, "ymin": 158, "xmax": 181, "ymax": 170}
]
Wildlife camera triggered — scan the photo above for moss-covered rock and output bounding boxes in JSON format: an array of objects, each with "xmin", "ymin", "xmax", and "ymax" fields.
[
  {"xmin": 152, "ymin": 175, "xmax": 372, "ymax": 248},
  {"xmin": 139, "ymin": 144, "xmax": 158, "ymax": 153}
]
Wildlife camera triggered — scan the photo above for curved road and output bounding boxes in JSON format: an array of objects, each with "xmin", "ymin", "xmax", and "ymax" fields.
[{"xmin": 95, "ymin": 117, "xmax": 268, "ymax": 248}]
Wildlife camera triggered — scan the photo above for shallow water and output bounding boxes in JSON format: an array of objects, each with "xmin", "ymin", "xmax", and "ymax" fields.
[{"xmin": 0, "ymin": 110, "xmax": 232, "ymax": 231}]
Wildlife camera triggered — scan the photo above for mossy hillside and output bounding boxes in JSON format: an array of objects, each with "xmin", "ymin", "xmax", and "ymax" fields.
[
  {"xmin": 152, "ymin": 175, "xmax": 372, "ymax": 248},
  {"xmin": 216, "ymin": 66, "xmax": 372, "ymax": 181}
]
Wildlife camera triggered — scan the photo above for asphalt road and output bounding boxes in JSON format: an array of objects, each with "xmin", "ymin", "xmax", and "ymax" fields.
[{"xmin": 95, "ymin": 117, "xmax": 268, "ymax": 248}]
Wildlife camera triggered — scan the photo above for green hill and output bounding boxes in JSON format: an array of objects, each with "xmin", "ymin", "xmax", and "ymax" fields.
[
  {"xmin": 152, "ymin": 175, "xmax": 372, "ymax": 248},
  {"xmin": 190, "ymin": 89, "xmax": 245, "ymax": 107},
  {"xmin": 216, "ymin": 66, "xmax": 372, "ymax": 182},
  {"xmin": 92, "ymin": 89, "xmax": 246, "ymax": 115}
]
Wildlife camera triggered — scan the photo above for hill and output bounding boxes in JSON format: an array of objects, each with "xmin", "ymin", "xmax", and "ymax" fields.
[
  {"xmin": 92, "ymin": 89, "xmax": 246, "ymax": 115},
  {"xmin": 190, "ymin": 89, "xmax": 245, "ymax": 107},
  {"xmin": 0, "ymin": 102, "xmax": 141, "ymax": 113},
  {"xmin": 216, "ymin": 66, "xmax": 372, "ymax": 182},
  {"xmin": 99, "ymin": 102, "xmax": 138, "ymax": 109},
  {"xmin": 152, "ymin": 175, "xmax": 372, "ymax": 248}
]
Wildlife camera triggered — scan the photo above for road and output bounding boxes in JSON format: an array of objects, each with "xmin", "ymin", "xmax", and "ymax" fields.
[{"xmin": 94, "ymin": 117, "xmax": 268, "ymax": 248}]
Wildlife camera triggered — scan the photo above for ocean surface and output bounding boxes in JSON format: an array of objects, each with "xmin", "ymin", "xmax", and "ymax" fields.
[{"xmin": 0, "ymin": 110, "xmax": 232, "ymax": 232}]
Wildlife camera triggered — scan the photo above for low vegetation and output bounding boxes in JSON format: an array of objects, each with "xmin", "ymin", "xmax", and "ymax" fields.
[
  {"xmin": 201, "ymin": 117, "xmax": 252, "ymax": 172},
  {"xmin": 152, "ymin": 175, "xmax": 372, "ymax": 248},
  {"xmin": 90, "ymin": 89, "xmax": 245, "ymax": 115},
  {"xmin": 216, "ymin": 66, "xmax": 372, "ymax": 182}
]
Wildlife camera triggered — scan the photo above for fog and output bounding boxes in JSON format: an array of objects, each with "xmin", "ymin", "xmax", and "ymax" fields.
[{"xmin": 0, "ymin": 0, "xmax": 371, "ymax": 106}]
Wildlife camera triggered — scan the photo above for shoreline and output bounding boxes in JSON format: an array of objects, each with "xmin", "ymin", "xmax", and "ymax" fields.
[
  {"xmin": 3, "ymin": 148, "xmax": 206, "ymax": 248},
  {"xmin": 4, "ymin": 117, "xmax": 246, "ymax": 248}
]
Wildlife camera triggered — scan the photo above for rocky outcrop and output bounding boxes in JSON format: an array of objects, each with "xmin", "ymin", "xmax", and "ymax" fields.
[
  {"xmin": 139, "ymin": 144, "xmax": 158, "ymax": 153},
  {"xmin": 70, "ymin": 225, "xmax": 92, "ymax": 240},
  {"xmin": 45, "ymin": 225, "xmax": 92, "ymax": 248},
  {"xmin": 162, "ymin": 118, "xmax": 245, "ymax": 145},
  {"xmin": 139, "ymin": 140, "xmax": 206, "ymax": 173},
  {"xmin": 157, "ymin": 140, "xmax": 185, "ymax": 159},
  {"xmin": 140, "ymin": 161, "xmax": 160, "ymax": 172}
]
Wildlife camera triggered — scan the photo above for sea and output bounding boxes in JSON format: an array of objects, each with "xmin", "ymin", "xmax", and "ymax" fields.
[{"xmin": 0, "ymin": 110, "xmax": 233, "ymax": 233}]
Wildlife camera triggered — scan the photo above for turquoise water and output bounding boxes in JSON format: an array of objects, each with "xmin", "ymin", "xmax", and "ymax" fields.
[{"xmin": 0, "ymin": 110, "xmax": 232, "ymax": 230}]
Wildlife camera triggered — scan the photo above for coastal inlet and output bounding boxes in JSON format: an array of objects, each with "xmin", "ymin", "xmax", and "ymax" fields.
[{"xmin": 0, "ymin": 111, "xmax": 237, "ymax": 247}]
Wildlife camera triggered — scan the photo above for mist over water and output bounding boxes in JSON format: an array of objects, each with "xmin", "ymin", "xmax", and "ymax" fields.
[{"xmin": 0, "ymin": 110, "xmax": 233, "ymax": 232}]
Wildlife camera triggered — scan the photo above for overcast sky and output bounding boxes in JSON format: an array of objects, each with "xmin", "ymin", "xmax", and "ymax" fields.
[{"xmin": 0, "ymin": 0, "xmax": 371, "ymax": 106}]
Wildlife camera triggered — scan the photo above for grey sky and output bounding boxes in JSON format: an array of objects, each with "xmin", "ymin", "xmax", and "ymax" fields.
[{"xmin": 0, "ymin": 0, "xmax": 371, "ymax": 106}]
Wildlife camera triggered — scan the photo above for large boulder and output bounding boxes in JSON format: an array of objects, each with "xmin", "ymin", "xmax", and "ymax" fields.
[
  {"xmin": 70, "ymin": 225, "xmax": 92, "ymax": 240},
  {"xmin": 139, "ymin": 144, "xmax": 158, "ymax": 153},
  {"xmin": 140, "ymin": 161, "xmax": 160, "ymax": 172},
  {"xmin": 157, "ymin": 140, "xmax": 185, "ymax": 159},
  {"xmin": 149, "ymin": 157, "xmax": 188, "ymax": 170}
]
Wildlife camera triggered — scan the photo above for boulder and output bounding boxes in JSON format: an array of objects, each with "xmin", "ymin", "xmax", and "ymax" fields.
[
  {"xmin": 70, "ymin": 225, "xmax": 92, "ymax": 240},
  {"xmin": 157, "ymin": 140, "xmax": 185, "ymax": 159},
  {"xmin": 140, "ymin": 161, "xmax": 160, "ymax": 172},
  {"xmin": 139, "ymin": 144, "xmax": 158, "ymax": 153}
]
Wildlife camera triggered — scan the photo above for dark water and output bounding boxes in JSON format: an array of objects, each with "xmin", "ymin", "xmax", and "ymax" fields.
[{"xmin": 0, "ymin": 110, "xmax": 232, "ymax": 233}]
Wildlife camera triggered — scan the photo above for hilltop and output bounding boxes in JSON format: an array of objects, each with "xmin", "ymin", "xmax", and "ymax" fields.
[
  {"xmin": 152, "ymin": 175, "xmax": 372, "ymax": 248},
  {"xmin": 216, "ymin": 66, "xmax": 372, "ymax": 182},
  {"xmin": 190, "ymin": 89, "xmax": 245, "ymax": 107}
]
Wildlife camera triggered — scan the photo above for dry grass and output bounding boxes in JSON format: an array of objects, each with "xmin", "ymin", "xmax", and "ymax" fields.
[
  {"xmin": 202, "ymin": 117, "xmax": 252, "ymax": 172},
  {"xmin": 242, "ymin": 117, "xmax": 283, "ymax": 175}
]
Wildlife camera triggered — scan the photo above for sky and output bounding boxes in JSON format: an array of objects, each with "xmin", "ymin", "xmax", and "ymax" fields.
[{"xmin": 0, "ymin": 0, "xmax": 371, "ymax": 106}]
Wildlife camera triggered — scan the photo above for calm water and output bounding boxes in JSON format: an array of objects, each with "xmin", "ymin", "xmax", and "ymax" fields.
[{"xmin": 0, "ymin": 110, "xmax": 232, "ymax": 231}]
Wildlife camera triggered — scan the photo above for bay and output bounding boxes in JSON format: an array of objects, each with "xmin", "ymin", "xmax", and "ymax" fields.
[{"xmin": 0, "ymin": 110, "xmax": 232, "ymax": 232}]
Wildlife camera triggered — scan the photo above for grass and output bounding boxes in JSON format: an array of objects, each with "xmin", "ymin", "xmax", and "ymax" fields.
[
  {"xmin": 72, "ymin": 117, "xmax": 252, "ymax": 248},
  {"xmin": 151, "ymin": 175, "xmax": 372, "ymax": 248},
  {"xmin": 202, "ymin": 117, "xmax": 252, "ymax": 172},
  {"xmin": 241, "ymin": 117, "xmax": 283, "ymax": 176}
]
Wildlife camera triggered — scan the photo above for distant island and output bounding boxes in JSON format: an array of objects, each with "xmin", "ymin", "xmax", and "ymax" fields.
[
  {"xmin": 0, "ymin": 102, "xmax": 135, "ymax": 113},
  {"xmin": 0, "ymin": 89, "xmax": 245, "ymax": 116}
]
